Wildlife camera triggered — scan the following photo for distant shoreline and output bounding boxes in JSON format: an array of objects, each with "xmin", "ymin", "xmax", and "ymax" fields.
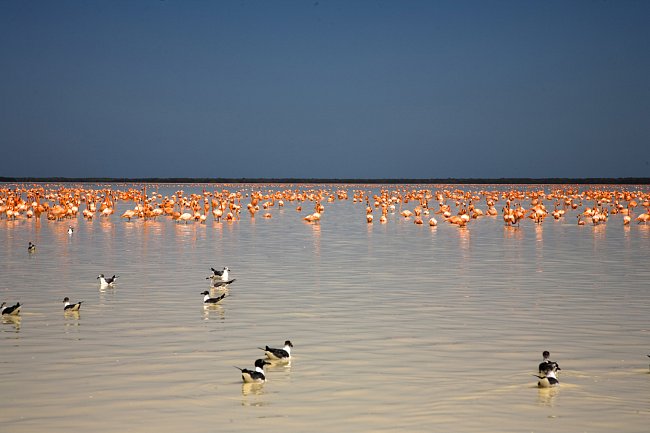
[{"xmin": 0, "ymin": 177, "xmax": 649, "ymax": 185}]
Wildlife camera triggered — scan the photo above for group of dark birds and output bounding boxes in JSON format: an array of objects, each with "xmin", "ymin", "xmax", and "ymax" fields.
[
  {"xmin": 10, "ymin": 242, "xmax": 650, "ymax": 386},
  {"xmin": 0, "ymin": 296, "xmax": 84, "ymax": 313},
  {"xmin": 202, "ymin": 266, "xmax": 235, "ymax": 304},
  {"xmin": 235, "ymin": 341, "xmax": 294, "ymax": 383},
  {"xmin": 1, "ymin": 272, "xmax": 117, "ymax": 317},
  {"xmin": 6, "ymin": 247, "xmax": 294, "ymax": 384},
  {"xmin": 204, "ymin": 266, "xmax": 294, "ymax": 384}
]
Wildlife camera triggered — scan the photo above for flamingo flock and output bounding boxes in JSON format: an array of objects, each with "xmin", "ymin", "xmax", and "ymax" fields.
[{"xmin": 0, "ymin": 184, "xmax": 648, "ymax": 231}]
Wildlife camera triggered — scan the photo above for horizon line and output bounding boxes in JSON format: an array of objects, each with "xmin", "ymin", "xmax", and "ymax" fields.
[{"xmin": 1, "ymin": 177, "xmax": 649, "ymax": 185}]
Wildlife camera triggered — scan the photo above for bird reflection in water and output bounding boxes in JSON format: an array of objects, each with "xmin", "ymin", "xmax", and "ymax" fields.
[
  {"xmin": 265, "ymin": 358, "xmax": 292, "ymax": 372},
  {"xmin": 241, "ymin": 382, "xmax": 270, "ymax": 407},
  {"xmin": 63, "ymin": 311, "xmax": 81, "ymax": 335},
  {"xmin": 457, "ymin": 225, "xmax": 470, "ymax": 252},
  {"xmin": 202, "ymin": 304, "xmax": 225, "ymax": 321},
  {"xmin": 64, "ymin": 310, "xmax": 81, "ymax": 331},
  {"xmin": 99, "ymin": 218, "xmax": 113, "ymax": 233},
  {"xmin": 311, "ymin": 223, "xmax": 321, "ymax": 257},
  {"xmin": 99, "ymin": 285, "xmax": 118, "ymax": 307},
  {"xmin": 537, "ymin": 386, "xmax": 560, "ymax": 407},
  {"xmin": 534, "ymin": 224, "xmax": 544, "ymax": 273},
  {"xmin": 503, "ymin": 225, "xmax": 524, "ymax": 240},
  {"xmin": 534, "ymin": 223, "xmax": 543, "ymax": 242},
  {"xmin": 64, "ymin": 310, "xmax": 81, "ymax": 320},
  {"xmin": 241, "ymin": 382, "xmax": 265, "ymax": 397},
  {"xmin": 2, "ymin": 315, "xmax": 21, "ymax": 331}
]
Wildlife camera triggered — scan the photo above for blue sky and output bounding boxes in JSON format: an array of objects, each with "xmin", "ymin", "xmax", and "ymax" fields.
[{"xmin": 1, "ymin": 0, "xmax": 648, "ymax": 179}]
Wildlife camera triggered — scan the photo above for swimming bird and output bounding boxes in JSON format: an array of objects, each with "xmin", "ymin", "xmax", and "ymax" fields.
[
  {"xmin": 63, "ymin": 297, "xmax": 83, "ymax": 311},
  {"xmin": 536, "ymin": 351, "xmax": 561, "ymax": 388},
  {"xmin": 67, "ymin": 226, "xmax": 74, "ymax": 235},
  {"xmin": 535, "ymin": 367, "xmax": 560, "ymax": 388},
  {"xmin": 259, "ymin": 340, "xmax": 293, "ymax": 360},
  {"xmin": 235, "ymin": 359, "xmax": 270, "ymax": 383},
  {"xmin": 201, "ymin": 291, "xmax": 226, "ymax": 304},
  {"xmin": 97, "ymin": 274, "xmax": 119, "ymax": 287},
  {"xmin": 538, "ymin": 350, "xmax": 561, "ymax": 375},
  {"xmin": 1, "ymin": 302, "xmax": 21, "ymax": 316},
  {"xmin": 28, "ymin": 242, "xmax": 36, "ymax": 253},
  {"xmin": 209, "ymin": 267, "xmax": 231, "ymax": 282}
]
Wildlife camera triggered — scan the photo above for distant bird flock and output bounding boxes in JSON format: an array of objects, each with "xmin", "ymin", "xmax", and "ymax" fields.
[
  {"xmin": 0, "ymin": 184, "xmax": 647, "ymax": 228},
  {"xmin": 2, "ymin": 183, "xmax": 650, "ymax": 387}
]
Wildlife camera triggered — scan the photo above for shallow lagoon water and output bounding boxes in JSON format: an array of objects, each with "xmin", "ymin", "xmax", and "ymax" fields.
[{"xmin": 1, "ymin": 183, "xmax": 649, "ymax": 432}]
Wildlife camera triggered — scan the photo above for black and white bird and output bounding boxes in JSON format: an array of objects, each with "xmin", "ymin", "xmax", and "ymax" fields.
[
  {"xmin": 535, "ymin": 351, "xmax": 561, "ymax": 388},
  {"xmin": 535, "ymin": 368, "xmax": 560, "ymax": 388},
  {"xmin": 235, "ymin": 359, "xmax": 270, "ymax": 383},
  {"xmin": 538, "ymin": 351, "xmax": 561, "ymax": 376},
  {"xmin": 67, "ymin": 226, "xmax": 74, "ymax": 235},
  {"xmin": 201, "ymin": 291, "xmax": 226, "ymax": 304},
  {"xmin": 63, "ymin": 297, "xmax": 83, "ymax": 312},
  {"xmin": 208, "ymin": 266, "xmax": 231, "ymax": 282},
  {"xmin": 97, "ymin": 274, "xmax": 119, "ymax": 287},
  {"xmin": 259, "ymin": 340, "xmax": 293, "ymax": 361},
  {"xmin": 28, "ymin": 242, "xmax": 36, "ymax": 253},
  {"xmin": 1, "ymin": 302, "xmax": 21, "ymax": 316}
]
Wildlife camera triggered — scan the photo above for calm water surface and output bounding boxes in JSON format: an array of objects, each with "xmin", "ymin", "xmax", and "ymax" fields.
[{"xmin": 1, "ymin": 183, "xmax": 649, "ymax": 432}]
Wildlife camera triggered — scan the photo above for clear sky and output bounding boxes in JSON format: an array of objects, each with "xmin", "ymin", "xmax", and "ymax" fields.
[{"xmin": 1, "ymin": 0, "xmax": 649, "ymax": 179}]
